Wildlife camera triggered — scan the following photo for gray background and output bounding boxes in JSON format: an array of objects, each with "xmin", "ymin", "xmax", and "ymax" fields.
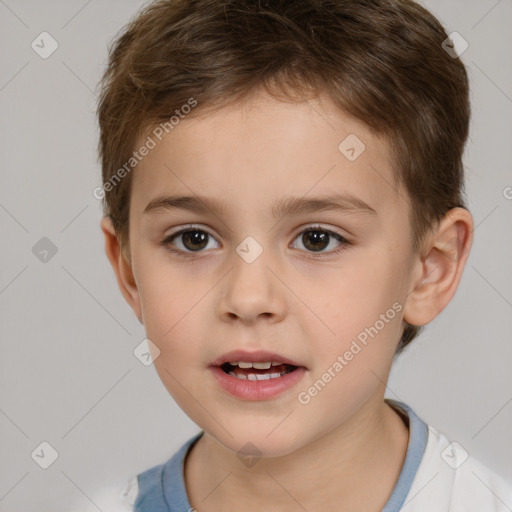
[{"xmin": 0, "ymin": 0, "xmax": 511, "ymax": 510}]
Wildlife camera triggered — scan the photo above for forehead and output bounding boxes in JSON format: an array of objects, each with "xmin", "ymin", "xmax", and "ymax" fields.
[{"xmin": 130, "ymin": 91, "xmax": 407, "ymax": 222}]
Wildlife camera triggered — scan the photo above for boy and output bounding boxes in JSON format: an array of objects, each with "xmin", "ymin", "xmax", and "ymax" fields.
[{"xmin": 96, "ymin": 0, "xmax": 512, "ymax": 510}]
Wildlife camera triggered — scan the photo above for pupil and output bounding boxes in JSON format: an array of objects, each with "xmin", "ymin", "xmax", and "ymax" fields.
[
  {"xmin": 183, "ymin": 230, "xmax": 208, "ymax": 251},
  {"xmin": 303, "ymin": 230, "xmax": 328, "ymax": 252}
]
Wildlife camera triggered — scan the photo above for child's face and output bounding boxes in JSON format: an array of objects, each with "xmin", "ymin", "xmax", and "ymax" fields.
[{"xmin": 125, "ymin": 90, "xmax": 420, "ymax": 456}]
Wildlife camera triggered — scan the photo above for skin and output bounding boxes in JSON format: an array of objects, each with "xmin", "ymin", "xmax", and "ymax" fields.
[{"xmin": 101, "ymin": 88, "xmax": 473, "ymax": 511}]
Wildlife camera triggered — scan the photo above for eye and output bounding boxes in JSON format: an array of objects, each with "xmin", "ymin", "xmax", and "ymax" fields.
[
  {"xmin": 161, "ymin": 224, "xmax": 350, "ymax": 259},
  {"xmin": 291, "ymin": 225, "xmax": 349, "ymax": 257},
  {"xmin": 162, "ymin": 225, "xmax": 219, "ymax": 255}
]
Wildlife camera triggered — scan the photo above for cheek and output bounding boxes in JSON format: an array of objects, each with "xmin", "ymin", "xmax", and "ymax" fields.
[
  {"xmin": 134, "ymin": 263, "xmax": 206, "ymax": 375},
  {"xmin": 295, "ymin": 258, "xmax": 406, "ymax": 408},
  {"xmin": 135, "ymin": 254, "xmax": 197, "ymax": 329},
  {"xmin": 305, "ymin": 253, "xmax": 404, "ymax": 345},
  {"xmin": 141, "ymin": 273, "xmax": 209, "ymax": 410}
]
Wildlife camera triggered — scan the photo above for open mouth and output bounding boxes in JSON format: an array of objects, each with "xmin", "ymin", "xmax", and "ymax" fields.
[
  {"xmin": 220, "ymin": 361, "xmax": 298, "ymax": 381},
  {"xmin": 211, "ymin": 356, "xmax": 307, "ymax": 399}
]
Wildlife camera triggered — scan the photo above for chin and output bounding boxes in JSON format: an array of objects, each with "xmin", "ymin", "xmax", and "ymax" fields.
[{"xmin": 208, "ymin": 422, "xmax": 306, "ymax": 460}]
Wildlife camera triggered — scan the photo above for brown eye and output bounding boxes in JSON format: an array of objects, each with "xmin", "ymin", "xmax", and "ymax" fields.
[
  {"xmin": 301, "ymin": 229, "xmax": 330, "ymax": 252},
  {"xmin": 292, "ymin": 226, "xmax": 347, "ymax": 256},
  {"xmin": 180, "ymin": 230, "xmax": 209, "ymax": 251},
  {"xmin": 163, "ymin": 226, "xmax": 220, "ymax": 255}
]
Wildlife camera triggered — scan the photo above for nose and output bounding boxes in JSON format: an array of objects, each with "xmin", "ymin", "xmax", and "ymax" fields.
[{"xmin": 217, "ymin": 245, "xmax": 287, "ymax": 324}]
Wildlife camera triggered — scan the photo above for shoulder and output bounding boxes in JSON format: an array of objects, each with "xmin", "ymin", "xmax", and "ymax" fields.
[
  {"xmin": 91, "ymin": 475, "xmax": 139, "ymax": 512},
  {"xmin": 404, "ymin": 423, "xmax": 512, "ymax": 511},
  {"xmin": 129, "ymin": 431, "xmax": 203, "ymax": 511},
  {"xmin": 118, "ymin": 462, "xmax": 169, "ymax": 511},
  {"xmin": 119, "ymin": 475, "xmax": 140, "ymax": 510}
]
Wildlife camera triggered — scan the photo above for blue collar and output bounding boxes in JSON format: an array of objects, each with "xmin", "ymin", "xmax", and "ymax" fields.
[
  {"xmin": 382, "ymin": 399, "xmax": 429, "ymax": 511},
  {"xmin": 135, "ymin": 399, "xmax": 428, "ymax": 511}
]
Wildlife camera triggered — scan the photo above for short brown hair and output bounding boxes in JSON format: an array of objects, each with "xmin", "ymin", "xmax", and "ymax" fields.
[{"xmin": 96, "ymin": 0, "xmax": 470, "ymax": 353}]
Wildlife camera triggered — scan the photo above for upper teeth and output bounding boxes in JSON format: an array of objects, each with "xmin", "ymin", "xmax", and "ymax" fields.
[{"xmin": 229, "ymin": 361, "xmax": 282, "ymax": 369}]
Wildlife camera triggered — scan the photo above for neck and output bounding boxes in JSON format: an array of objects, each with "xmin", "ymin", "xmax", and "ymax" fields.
[{"xmin": 184, "ymin": 397, "xmax": 409, "ymax": 512}]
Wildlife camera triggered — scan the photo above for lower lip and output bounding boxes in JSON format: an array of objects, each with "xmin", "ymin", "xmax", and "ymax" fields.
[{"xmin": 210, "ymin": 366, "xmax": 307, "ymax": 401}]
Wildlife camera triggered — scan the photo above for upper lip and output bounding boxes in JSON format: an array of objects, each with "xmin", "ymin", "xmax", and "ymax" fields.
[{"xmin": 210, "ymin": 350, "xmax": 305, "ymax": 368}]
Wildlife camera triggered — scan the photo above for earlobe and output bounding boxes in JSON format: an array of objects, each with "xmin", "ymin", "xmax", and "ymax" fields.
[
  {"xmin": 100, "ymin": 217, "xmax": 143, "ymax": 324},
  {"xmin": 403, "ymin": 207, "xmax": 473, "ymax": 327}
]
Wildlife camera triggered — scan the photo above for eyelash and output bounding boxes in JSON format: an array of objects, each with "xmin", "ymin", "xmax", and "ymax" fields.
[{"xmin": 160, "ymin": 224, "xmax": 351, "ymax": 260}]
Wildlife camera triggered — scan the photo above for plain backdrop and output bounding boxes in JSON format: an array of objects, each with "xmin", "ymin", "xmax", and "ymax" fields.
[{"xmin": 1, "ymin": 0, "xmax": 511, "ymax": 510}]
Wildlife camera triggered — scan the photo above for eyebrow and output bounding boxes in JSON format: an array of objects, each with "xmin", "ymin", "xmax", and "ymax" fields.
[{"xmin": 143, "ymin": 193, "xmax": 377, "ymax": 218}]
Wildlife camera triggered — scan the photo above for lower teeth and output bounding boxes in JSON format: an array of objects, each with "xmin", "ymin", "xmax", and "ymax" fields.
[{"xmin": 228, "ymin": 371, "xmax": 285, "ymax": 381}]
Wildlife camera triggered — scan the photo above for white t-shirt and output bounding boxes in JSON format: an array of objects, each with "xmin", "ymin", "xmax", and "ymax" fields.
[{"xmin": 114, "ymin": 400, "xmax": 512, "ymax": 511}]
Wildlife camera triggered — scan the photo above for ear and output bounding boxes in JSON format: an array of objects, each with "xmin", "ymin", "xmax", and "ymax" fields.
[
  {"xmin": 403, "ymin": 207, "xmax": 473, "ymax": 327},
  {"xmin": 100, "ymin": 217, "xmax": 143, "ymax": 324}
]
